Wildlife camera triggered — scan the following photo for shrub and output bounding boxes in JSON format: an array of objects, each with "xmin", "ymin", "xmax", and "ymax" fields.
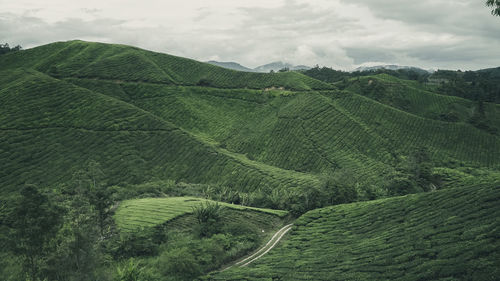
[{"xmin": 192, "ymin": 201, "xmax": 223, "ymax": 237}]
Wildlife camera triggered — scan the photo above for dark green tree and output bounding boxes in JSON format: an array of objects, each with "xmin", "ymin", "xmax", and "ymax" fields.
[
  {"xmin": 320, "ymin": 169, "xmax": 358, "ymax": 206},
  {"xmin": 10, "ymin": 185, "xmax": 61, "ymax": 280},
  {"xmin": 192, "ymin": 201, "xmax": 223, "ymax": 237},
  {"xmin": 73, "ymin": 160, "xmax": 113, "ymax": 236},
  {"xmin": 486, "ymin": 0, "xmax": 500, "ymax": 16},
  {"xmin": 45, "ymin": 188, "xmax": 102, "ymax": 281},
  {"xmin": 0, "ymin": 43, "xmax": 22, "ymax": 55}
]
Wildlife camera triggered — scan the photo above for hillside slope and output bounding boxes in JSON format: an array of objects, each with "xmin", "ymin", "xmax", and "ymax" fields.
[
  {"xmin": 69, "ymin": 78, "xmax": 500, "ymax": 180},
  {"xmin": 344, "ymin": 74, "xmax": 500, "ymax": 135},
  {"xmin": 211, "ymin": 183, "xmax": 500, "ymax": 280},
  {"xmin": 0, "ymin": 40, "xmax": 334, "ymax": 91},
  {"xmin": 0, "ymin": 68, "xmax": 319, "ymax": 195},
  {"xmin": 1, "ymin": 40, "xmax": 499, "ymax": 208}
]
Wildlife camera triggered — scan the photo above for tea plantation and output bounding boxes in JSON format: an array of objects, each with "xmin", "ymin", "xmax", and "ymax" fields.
[
  {"xmin": 115, "ymin": 197, "xmax": 287, "ymax": 231},
  {"xmin": 1, "ymin": 40, "xmax": 500, "ymax": 281},
  {"xmin": 210, "ymin": 183, "xmax": 500, "ymax": 280}
]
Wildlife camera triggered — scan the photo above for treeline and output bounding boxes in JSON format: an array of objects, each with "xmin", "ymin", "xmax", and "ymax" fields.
[
  {"xmin": 0, "ymin": 43, "xmax": 22, "ymax": 55},
  {"xmin": 432, "ymin": 69, "xmax": 500, "ymax": 103},
  {"xmin": 0, "ymin": 161, "xmax": 115, "ymax": 281},
  {"xmin": 302, "ymin": 66, "xmax": 429, "ymax": 85},
  {"xmin": 302, "ymin": 66, "xmax": 500, "ymax": 103}
]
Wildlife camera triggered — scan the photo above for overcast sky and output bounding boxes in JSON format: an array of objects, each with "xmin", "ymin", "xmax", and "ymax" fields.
[{"xmin": 1, "ymin": 0, "xmax": 499, "ymax": 70}]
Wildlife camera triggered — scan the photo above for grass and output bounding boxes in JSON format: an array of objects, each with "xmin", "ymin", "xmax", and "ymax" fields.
[
  {"xmin": 114, "ymin": 196, "xmax": 288, "ymax": 232},
  {"xmin": 210, "ymin": 183, "xmax": 500, "ymax": 280}
]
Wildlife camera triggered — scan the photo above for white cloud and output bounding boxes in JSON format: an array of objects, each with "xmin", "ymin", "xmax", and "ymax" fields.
[{"xmin": 1, "ymin": 0, "xmax": 499, "ymax": 70}]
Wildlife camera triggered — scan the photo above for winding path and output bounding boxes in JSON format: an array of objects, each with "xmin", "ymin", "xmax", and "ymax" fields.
[{"xmin": 221, "ymin": 224, "xmax": 293, "ymax": 271}]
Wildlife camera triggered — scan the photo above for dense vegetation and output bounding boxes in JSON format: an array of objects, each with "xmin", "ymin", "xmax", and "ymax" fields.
[
  {"xmin": 303, "ymin": 66, "xmax": 500, "ymax": 104},
  {"xmin": 211, "ymin": 183, "xmax": 500, "ymax": 280},
  {"xmin": 0, "ymin": 170, "xmax": 288, "ymax": 281},
  {"xmin": 0, "ymin": 40, "xmax": 499, "ymax": 280},
  {"xmin": 0, "ymin": 43, "xmax": 22, "ymax": 55}
]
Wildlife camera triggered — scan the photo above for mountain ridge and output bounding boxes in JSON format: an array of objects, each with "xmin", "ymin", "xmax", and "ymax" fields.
[{"xmin": 207, "ymin": 60, "xmax": 311, "ymax": 73}]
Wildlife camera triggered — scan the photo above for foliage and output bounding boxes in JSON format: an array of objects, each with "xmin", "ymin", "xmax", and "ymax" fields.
[
  {"xmin": 115, "ymin": 259, "xmax": 144, "ymax": 281},
  {"xmin": 487, "ymin": 0, "xmax": 500, "ymax": 16},
  {"xmin": 432, "ymin": 68, "xmax": 500, "ymax": 103},
  {"xmin": 0, "ymin": 43, "xmax": 22, "ymax": 55},
  {"xmin": 211, "ymin": 183, "xmax": 500, "ymax": 280},
  {"xmin": 302, "ymin": 65, "xmax": 429, "ymax": 86},
  {"xmin": 192, "ymin": 201, "xmax": 223, "ymax": 237},
  {"xmin": 0, "ymin": 39, "xmax": 499, "ymax": 281},
  {"xmin": 8, "ymin": 185, "xmax": 61, "ymax": 281}
]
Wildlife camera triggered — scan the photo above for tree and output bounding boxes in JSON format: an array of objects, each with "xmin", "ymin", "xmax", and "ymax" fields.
[
  {"xmin": 10, "ymin": 185, "xmax": 61, "ymax": 280},
  {"xmin": 45, "ymin": 188, "xmax": 102, "ymax": 281},
  {"xmin": 487, "ymin": 0, "xmax": 500, "ymax": 16},
  {"xmin": 320, "ymin": 169, "xmax": 358, "ymax": 206},
  {"xmin": 72, "ymin": 160, "xmax": 113, "ymax": 237},
  {"xmin": 192, "ymin": 201, "xmax": 223, "ymax": 237},
  {"xmin": 0, "ymin": 43, "xmax": 22, "ymax": 55}
]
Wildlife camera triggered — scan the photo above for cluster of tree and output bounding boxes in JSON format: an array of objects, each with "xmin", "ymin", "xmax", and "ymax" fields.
[
  {"xmin": 0, "ymin": 43, "xmax": 22, "ymax": 55},
  {"xmin": 302, "ymin": 66, "xmax": 429, "ymax": 87},
  {"xmin": 303, "ymin": 66, "xmax": 500, "ymax": 105},
  {"xmin": 0, "ymin": 161, "xmax": 282, "ymax": 281},
  {"xmin": 1, "ymin": 161, "xmax": 114, "ymax": 281},
  {"xmin": 432, "ymin": 69, "xmax": 500, "ymax": 104},
  {"xmin": 201, "ymin": 168, "xmax": 387, "ymax": 217},
  {"xmin": 389, "ymin": 147, "xmax": 441, "ymax": 196}
]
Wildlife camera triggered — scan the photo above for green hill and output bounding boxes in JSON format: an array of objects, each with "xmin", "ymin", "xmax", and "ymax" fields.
[
  {"xmin": 0, "ymin": 67, "xmax": 319, "ymax": 197},
  {"xmin": 1, "ymin": 40, "xmax": 500, "ymax": 208},
  {"xmin": 114, "ymin": 196, "xmax": 287, "ymax": 232},
  {"xmin": 1, "ymin": 40, "xmax": 500, "ymax": 281},
  {"xmin": 344, "ymin": 74, "xmax": 500, "ymax": 135},
  {"xmin": 210, "ymin": 183, "xmax": 500, "ymax": 281},
  {"xmin": 0, "ymin": 40, "xmax": 334, "ymax": 91}
]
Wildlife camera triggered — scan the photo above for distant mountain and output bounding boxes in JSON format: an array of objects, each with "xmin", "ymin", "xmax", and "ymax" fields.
[
  {"xmin": 207, "ymin": 61, "xmax": 255, "ymax": 72},
  {"xmin": 254, "ymin": 61, "xmax": 311, "ymax": 73},
  {"xmin": 208, "ymin": 60, "xmax": 311, "ymax": 73},
  {"xmin": 354, "ymin": 65, "xmax": 430, "ymax": 74}
]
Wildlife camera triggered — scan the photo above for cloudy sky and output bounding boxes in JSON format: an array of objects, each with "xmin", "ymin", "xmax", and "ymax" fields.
[{"xmin": 1, "ymin": 0, "xmax": 499, "ymax": 70}]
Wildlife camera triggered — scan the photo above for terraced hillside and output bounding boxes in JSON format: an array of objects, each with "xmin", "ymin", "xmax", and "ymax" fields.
[
  {"xmin": 70, "ymin": 77, "xmax": 500, "ymax": 182},
  {"xmin": 2, "ymin": 40, "xmax": 500, "ymax": 281},
  {"xmin": 115, "ymin": 197, "xmax": 287, "ymax": 232},
  {"xmin": 1, "ymin": 40, "xmax": 500, "ymax": 207},
  {"xmin": 0, "ymin": 67, "xmax": 319, "ymax": 196},
  {"xmin": 344, "ymin": 74, "xmax": 500, "ymax": 135},
  {"xmin": 0, "ymin": 40, "xmax": 334, "ymax": 91},
  {"xmin": 210, "ymin": 183, "xmax": 500, "ymax": 280}
]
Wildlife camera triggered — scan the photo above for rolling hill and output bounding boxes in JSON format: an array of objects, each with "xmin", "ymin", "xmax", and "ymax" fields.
[
  {"xmin": 1, "ymin": 40, "xmax": 499, "ymax": 207},
  {"xmin": 210, "ymin": 182, "xmax": 500, "ymax": 280},
  {"xmin": 1, "ymin": 40, "xmax": 500, "ymax": 281}
]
